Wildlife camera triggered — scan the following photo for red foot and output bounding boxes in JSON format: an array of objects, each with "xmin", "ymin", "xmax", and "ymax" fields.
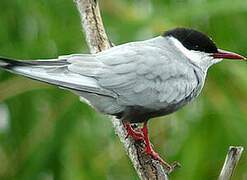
[
  {"xmin": 141, "ymin": 122, "xmax": 171, "ymax": 168},
  {"xmin": 142, "ymin": 146, "xmax": 171, "ymax": 168},
  {"xmin": 133, "ymin": 127, "xmax": 143, "ymax": 132},
  {"xmin": 124, "ymin": 122, "xmax": 144, "ymax": 141},
  {"xmin": 124, "ymin": 121, "xmax": 180, "ymax": 172}
]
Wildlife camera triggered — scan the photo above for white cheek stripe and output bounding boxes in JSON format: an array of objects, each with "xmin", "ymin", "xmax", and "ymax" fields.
[
  {"xmin": 169, "ymin": 36, "xmax": 203, "ymax": 61},
  {"xmin": 168, "ymin": 36, "xmax": 223, "ymax": 70}
]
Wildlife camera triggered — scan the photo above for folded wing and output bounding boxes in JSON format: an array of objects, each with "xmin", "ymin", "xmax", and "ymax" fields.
[
  {"xmin": 69, "ymin": 38, "xmax": 200, "ymax": 110},
  {"xmin": 0, "ymin": 56, "xmax": 116, "ymax": 98}
]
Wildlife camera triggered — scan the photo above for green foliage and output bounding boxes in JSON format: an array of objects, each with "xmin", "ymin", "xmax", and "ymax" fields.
[{"xmin": 0, "ymin": 0, "xmax": 247, "ymax": 179}]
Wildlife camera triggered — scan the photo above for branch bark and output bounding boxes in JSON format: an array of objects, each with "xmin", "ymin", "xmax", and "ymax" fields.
[
  {"xmin": 73, "ymin": 0, "xmax": 169, "ymax": 179},
  {"xmin": 219, "ymin": 146, "xmax": 244, "ymax": 180}
]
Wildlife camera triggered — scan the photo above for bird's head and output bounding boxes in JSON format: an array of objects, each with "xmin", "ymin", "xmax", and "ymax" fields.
[{"xmin": 163, "ymin": 27, "xmax": 245, "ymax": 70}]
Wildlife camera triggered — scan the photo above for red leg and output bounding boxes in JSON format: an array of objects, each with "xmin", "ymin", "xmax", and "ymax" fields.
[
  {"xmin": 124, "ymin": 121, "xmax": 144, "ymax": 140},
  {"xmin": 141, "ymin": 121, "xmax": 171, "ymax": 168}
]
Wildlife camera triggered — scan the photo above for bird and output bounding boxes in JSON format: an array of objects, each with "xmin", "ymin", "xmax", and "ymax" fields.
[{"xmin": 0, "ymin": 27, "xmax": 245, "ymax": 170}]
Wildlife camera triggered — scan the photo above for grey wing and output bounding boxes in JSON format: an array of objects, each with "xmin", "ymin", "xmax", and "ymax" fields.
[
  {"xmin": 68, "ymin": 40, "xmax": 200, "ymax": 110},
  {"xmin": 0, "ymin": 55, "xmax": 116, "ymax": 98},
  {"xmin": 0, "ymin": 55, "xmax": 124, "ymax": 114},
  {"xmin": 103, "ymin": 60, "xmax": 199, "ymax": 110}
]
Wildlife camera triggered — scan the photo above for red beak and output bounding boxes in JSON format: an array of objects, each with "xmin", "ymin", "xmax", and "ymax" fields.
[{"xmin": 213, "ymin": 49, "xmax": 246, "ymax": 60}]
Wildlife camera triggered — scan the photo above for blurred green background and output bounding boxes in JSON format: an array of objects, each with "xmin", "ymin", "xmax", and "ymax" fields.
[{"xmin": 0, "ymin": 0, "xmax": 247, "ymax": 179}]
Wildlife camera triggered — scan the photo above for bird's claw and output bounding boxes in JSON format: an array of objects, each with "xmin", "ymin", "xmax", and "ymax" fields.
[
  {"xmin": 142, "ymin": 147, "xmax": 181, "ymax": 173},
  {"xmin": 141, "ymin": 147, "xmax": 171, "ymax": 168},
  {"xmin": 125, "ymin": 130, "xmax": 144, "ymax": 140},
  {"xmin": 125, "ymin": 123, "xmax": 144, "ymax": 140}
]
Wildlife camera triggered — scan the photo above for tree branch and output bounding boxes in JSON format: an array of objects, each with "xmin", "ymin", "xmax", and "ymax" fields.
[
  {"xmin": 73, "ymin": 0, "xmax": 170, "ymax": 179},
  {"xmin": 219, "ymin": 146, "xmax": 244, "ymax": 180},
  {"xmin": 73, "ymin": 0, "xmax": 112, "ymax": 53}
]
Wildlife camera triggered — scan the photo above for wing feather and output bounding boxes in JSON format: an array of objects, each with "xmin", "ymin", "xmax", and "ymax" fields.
[
  {"xmin": 91, "ymin": 39, "xmax": 199, "ymax": 108},
  {"xmin": 63, "ymin": 37, "xmax": 200, "ymax": 110}
]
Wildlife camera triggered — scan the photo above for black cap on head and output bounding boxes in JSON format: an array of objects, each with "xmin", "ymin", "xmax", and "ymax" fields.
[{"xmin": 163, "ymin": 27, "xmax": 218, "ymax": 53}]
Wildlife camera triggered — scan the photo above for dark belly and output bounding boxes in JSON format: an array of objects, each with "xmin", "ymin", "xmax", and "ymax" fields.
[{"xmin": 113, "ymin": 100, "xmax": 189, "ymax": 123}]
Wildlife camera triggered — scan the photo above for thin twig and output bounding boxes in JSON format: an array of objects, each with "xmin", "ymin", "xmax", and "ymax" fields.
[
  {"xmin": 73, "ymin": 0, "xmax": 170, "ymax": 179},
  {"xmin": 219, "ymin": 146, "xmax": 244, "ymax": 180}
]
